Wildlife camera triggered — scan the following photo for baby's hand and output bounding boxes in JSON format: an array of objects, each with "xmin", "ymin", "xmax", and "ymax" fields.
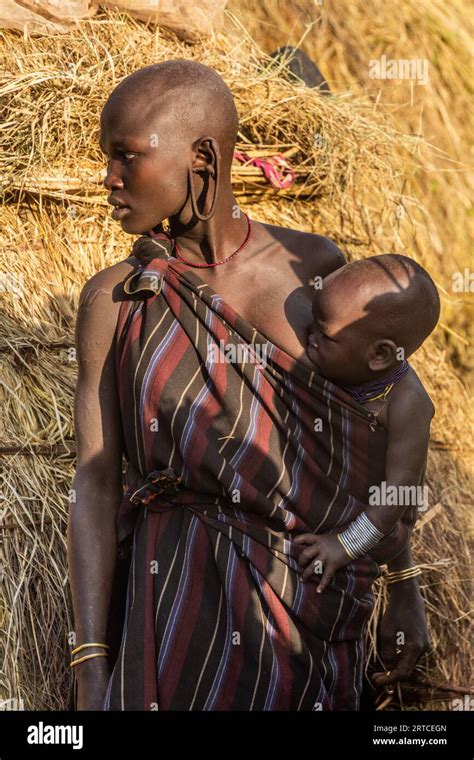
[{"xmin": 293, "ymin": 532, "xmax": 352, "ymax": 592}]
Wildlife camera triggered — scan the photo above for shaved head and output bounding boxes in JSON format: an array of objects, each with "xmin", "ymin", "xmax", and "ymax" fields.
[
  {"xmin": 308, "ymin": 253, "xmax": 440, "ymax": 385},
  {"xmin": 325, "ymin": 254, "xmax": 440, "ymax": 355},
  {"xmin": 100, "ymin": 60, "xmax": 241, "ymax": 234},
  {"xmin": 104, "ymin": 60, "xmax": 239, "ymax": 173}
]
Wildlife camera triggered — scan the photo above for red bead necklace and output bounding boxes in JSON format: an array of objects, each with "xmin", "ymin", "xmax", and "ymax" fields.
[{"xmin": 170, "ymin": 213, "xmax": 252, "ymax": 268}]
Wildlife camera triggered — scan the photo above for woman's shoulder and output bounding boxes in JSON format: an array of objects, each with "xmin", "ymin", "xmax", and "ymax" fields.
[
  {"xmin": 76, "ymin": 255, "xmax": 140, "ymax": 348},
  {"xmin": 80, "ymin": 254, "xmax": 139, "ymax": 299},
  {"xmin": 258, "ymin": 221, "xmax": 346, "ymax": 275}
]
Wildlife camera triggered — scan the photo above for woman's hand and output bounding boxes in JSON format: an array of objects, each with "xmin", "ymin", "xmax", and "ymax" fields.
[
  {"xmin": 371, "ymin": 580, "xmax": 431, "ymax": 687},
  {"xmin": 75, "ymin": 659, "xmax": 111, "ymax": 710}
]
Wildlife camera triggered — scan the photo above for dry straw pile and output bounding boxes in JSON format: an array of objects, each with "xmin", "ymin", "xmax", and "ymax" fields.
[
  {"xmin": 228, "ymin": 0, "xmax": 473, "ymax": 381},
  {"xmin": 0, "ymin": 5, "xmax": 472, "ymax": 710}
]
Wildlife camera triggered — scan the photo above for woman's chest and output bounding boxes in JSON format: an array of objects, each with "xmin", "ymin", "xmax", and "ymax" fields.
[{"xmin": 201, "ymin": 266, "xmax": 316, "ymax": 369}]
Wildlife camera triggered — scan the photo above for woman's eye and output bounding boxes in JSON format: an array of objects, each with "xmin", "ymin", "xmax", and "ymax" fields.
[{"xmin": 122, "ymin": 152, "xmax": 136, "ymax": 161}]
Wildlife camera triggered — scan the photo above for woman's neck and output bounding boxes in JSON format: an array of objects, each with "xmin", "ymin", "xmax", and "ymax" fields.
[{"xmin": 167, "ymin": 194, "xmax": 248, "ymax": 266}]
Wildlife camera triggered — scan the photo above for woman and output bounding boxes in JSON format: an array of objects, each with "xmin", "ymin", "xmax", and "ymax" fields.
[{"xmin": 67, "ymin": 60, "xmax": 430, "ymax": 711}]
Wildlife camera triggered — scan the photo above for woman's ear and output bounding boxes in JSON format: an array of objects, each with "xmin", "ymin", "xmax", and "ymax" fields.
[
  {"xmin": 367, "ymin": 339, "xmax": 399, "ymax": 372},
  {"xmin": 189, "ymin": 137, "xmax": 221, "ymax": 222},
  {"xmin": 191, "ymin": 136, "xmax": 220, "ymax": 176}
]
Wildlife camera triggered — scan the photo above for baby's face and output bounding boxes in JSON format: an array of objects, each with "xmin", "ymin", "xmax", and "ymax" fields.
[{"xmin": 306, "ymin": 269, "xmax": 375, "ymax": 386}]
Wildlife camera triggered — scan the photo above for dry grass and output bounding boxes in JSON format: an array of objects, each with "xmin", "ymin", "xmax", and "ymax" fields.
[
  {"xmin": 226, "ymin": 0, "xmax": 474, "ymax": 381},
  {"xmin": 0, "ymin": 6, "xmax": 472, "ymax": 710}
]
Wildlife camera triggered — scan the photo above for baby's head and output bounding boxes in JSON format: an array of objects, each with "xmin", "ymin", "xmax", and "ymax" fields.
[{"xmin": 306, "ymin": 254, "xmax": 440, "ymax": 386}]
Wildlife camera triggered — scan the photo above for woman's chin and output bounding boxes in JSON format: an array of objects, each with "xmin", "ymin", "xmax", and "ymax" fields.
[
  {"xmin": 118, "ymin": 214, "xmax": 145, "ymax": 235},
  {"xmin": 123, "ymin": 217, "xmax": 165, "ymax": 236}
]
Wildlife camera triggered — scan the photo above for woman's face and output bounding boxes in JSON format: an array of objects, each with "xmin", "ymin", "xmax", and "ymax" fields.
[{"xmin": 99, "ymin": 94, "xmax": 189, "ymax": 235}]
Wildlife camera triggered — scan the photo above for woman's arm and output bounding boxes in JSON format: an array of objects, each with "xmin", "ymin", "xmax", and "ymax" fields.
[
  {"xmin": 372, "ymin": 540, "xmax": 431, "ymax": 688},
  {"xmin": 67, "ymin": 273, "xmax": 125, "ymax": 709}
]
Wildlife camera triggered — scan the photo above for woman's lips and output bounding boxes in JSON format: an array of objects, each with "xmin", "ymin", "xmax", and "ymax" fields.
[{"xmin": 111, "ymin": 206, "xmax": 131, "ymax": 220}]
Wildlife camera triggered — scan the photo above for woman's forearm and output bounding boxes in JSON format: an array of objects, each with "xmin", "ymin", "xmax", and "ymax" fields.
[
  {"xmin": 385, "ymin": 541, "xmax": 423, "ymax": 598},
  {"xmin": 67, "ymin": 470, "xmax": 122, "ymax": 676},
  {"xmin": 387, "ymin": 541, "xmax": 413, "ymax": 572}
]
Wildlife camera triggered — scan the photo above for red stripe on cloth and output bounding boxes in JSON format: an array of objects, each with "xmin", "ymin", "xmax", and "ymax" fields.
[
  {"xmin": 143, "ymin": 510, "xmax": 161, "ymax": 710},
  {"xmin": 158, "ymin": 516, "xmax": 209, "ymax": 709},
  {"xmin": 213, "ymin": 550, "xmax": 251, "ymax": 710}
]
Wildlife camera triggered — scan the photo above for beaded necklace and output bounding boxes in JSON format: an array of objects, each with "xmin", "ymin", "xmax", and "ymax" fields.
[{"xmin": 339, "ymin": 360, "xmax": 410, "ymax": 405}]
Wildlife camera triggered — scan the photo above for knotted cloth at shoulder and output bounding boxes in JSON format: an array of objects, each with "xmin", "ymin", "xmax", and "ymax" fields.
[
  {"xmin": 131, "ymin": 231, "xmax": 175, "ymax": 266},
  {"xmin": 124, "ymin": 233, "xmax": 175, "ymax": 296}
]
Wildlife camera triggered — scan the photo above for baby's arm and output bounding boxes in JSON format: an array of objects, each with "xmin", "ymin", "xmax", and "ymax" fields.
[
  {"xmin": 295, "ymin": 379, "xmax": 434, "ymax": 590},
  {"xmin": 337, "ymin": 381, "xmax": 434, "ymax": 566},
  {"xmin": 363, "ymin": 382, "xmax": 434, "ymax": 537}
]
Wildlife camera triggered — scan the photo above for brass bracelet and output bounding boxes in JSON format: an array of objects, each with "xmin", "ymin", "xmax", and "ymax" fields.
[
  {"xmin": 385, "ymin": 566, "xmax": 422, "ymax": 585},
  {"xmin": 70, "ymin": 652, "xmax": 109, "ymax": 668},
  {"xmin": 71, "ymin": 642, "xmax": 110, "ymax": 657},
  {"xmin": 386, "ymin": 565, "xmax": 421, "ymax": 579}
]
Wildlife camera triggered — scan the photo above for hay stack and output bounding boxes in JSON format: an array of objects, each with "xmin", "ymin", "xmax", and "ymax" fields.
[
  {"xmin": 227, "ymin": 0, "xmax": 474, "ymax": 383},
  {"xmin": 0, "ymin": 7, "xmax": 471, "ymax": 710}
]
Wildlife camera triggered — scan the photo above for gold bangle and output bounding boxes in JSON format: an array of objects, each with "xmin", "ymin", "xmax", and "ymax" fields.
[
  {"xmin": 71, "ymin": 642, "xmax": 110, "ymax": 657},
  {"xmin": 386, "ymin": 568, "xmax": 421, "ymax": 581},
  {"xmin": 385, "ymin": 566, "xmax": 422, "ymax": 585},
  {"xmin": 70, "ymin": 652, "xmax": 109, "ymax": 668},
  {"xmin": 387, "ymin": 573, "xmax": 422, "ymax": 585},
  {"xmin": 386, "ymin": 565, "xmax": 421, "ymax": 578},
  {"xmin": 386, "ymin": 564, "xmax": 421, "ymax": 577}
]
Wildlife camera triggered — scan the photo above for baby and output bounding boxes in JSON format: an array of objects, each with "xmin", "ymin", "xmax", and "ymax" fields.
[{"xmin": 295, "ymin": 253, "xmax": 440, "ymax": 590}]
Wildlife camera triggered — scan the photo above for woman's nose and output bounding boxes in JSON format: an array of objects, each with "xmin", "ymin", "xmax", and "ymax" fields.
[{"xmin": 103, "ymin": 160, "xmax": 124, "ymax": 190}]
